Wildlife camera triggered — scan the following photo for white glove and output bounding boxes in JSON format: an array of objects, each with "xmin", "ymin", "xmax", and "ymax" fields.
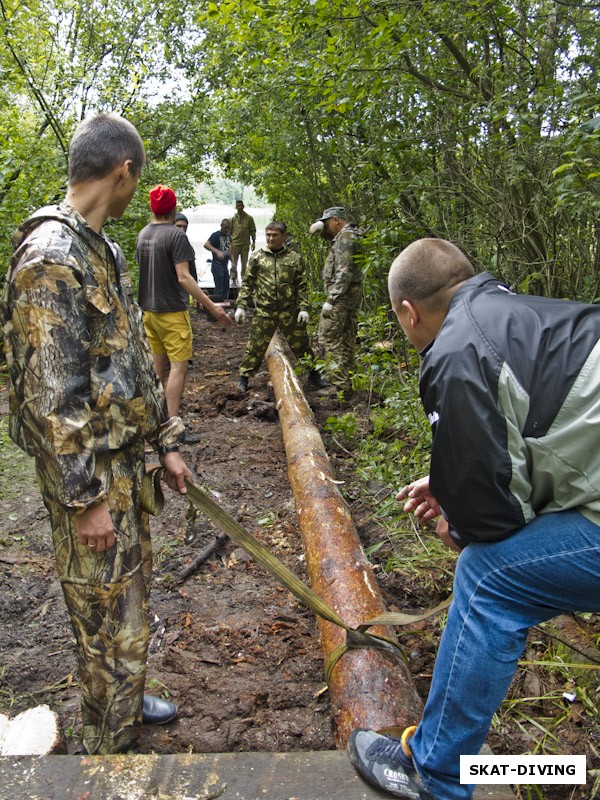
[
  {"xmin": 309, "ymin": 221, "xmax": 324, "ymax": 236},
  {"xmin": 297, "ymin": 310, "xmax": 309, "ymax": 325},
  {"xmin": 235, "ymin": 307, "xmax": 246, "ymax": 324},
  {"xmin": 321, "ymin": 301, "xmax": 334, "ymax": 319}
]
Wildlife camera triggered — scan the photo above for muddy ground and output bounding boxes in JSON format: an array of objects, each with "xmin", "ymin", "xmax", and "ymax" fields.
[{"xmin": 0, "ymin": 308, "xmax": 597, "ymax": 799}]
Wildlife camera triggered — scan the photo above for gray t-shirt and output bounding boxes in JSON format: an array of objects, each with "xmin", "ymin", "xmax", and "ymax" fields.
[{"xmin": 136, "ymin": 223, "xmax": 196, "ymax": 312}]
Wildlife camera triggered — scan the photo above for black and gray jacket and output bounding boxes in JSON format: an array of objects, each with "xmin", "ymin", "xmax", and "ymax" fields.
[{"xmin": 421, "ymin": 272, "xmax": 600, "ymax": 546}]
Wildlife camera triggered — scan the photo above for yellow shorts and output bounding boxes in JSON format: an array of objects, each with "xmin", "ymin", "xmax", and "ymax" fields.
[{"xmin": 143, "ymin": 310, "xmax": 193, "ymax": 362}]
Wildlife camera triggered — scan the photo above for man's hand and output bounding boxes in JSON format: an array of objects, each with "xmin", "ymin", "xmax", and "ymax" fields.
[
  {"xmin": 297, "ymin": 310, "xmax": 309, "ymax": 325},
  {"xmin": 309, "ymin": 221, "xmax": 324, "ymax": 236},
  {"xmin": 435, "ymin": 518, "xmax": 463, "ymax": 553},
  {"xmin": 160, "ymin": 451, "xmax": 193, "ymax": 495},
  {"xmin": 74, "ymin": 502, "xmax": 115, "ymax": 553},
  {"xmin": 396, "ymin": 475, "xmax": 441, "ymax": 522},
  {"xmin": 321, "ymin": 301, "xmax": 334, "ymax": 319},
  {"xmin": 211, "ymin": 304, "xmax": 233, "ymax": 326},
  {"xmin": 235, "ymin": 307, "xmax": 246, "ymax": 324}
]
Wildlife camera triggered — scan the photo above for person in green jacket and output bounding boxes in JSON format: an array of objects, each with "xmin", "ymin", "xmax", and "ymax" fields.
[
  {"xmin": 229, "ymin": 199, "xmax": 256, "ymax": 285},
  {"xmin": 309, "ymin": 206, "xmax": 364, "ymax": 394},
  {"xmin": 234, "ymin": 221, "xmax": 327, "ymax": 393}
]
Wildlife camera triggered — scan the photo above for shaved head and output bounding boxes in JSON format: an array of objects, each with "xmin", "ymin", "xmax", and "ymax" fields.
[
  {"xmin": 69, "ymin": 112, "xmax": 145, "ymax": 184},
  {"xmin": 388, "ymin": 238, "xmax": 475, "ymax": 313}
]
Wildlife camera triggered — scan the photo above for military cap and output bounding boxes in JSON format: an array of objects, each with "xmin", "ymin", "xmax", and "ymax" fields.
[{"xmin": 318, "ymin": 206, "xmax": 346, "ymax": 222}]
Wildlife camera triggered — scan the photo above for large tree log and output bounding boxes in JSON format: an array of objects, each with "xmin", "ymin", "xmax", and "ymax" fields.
[{"xmin": 266, "ymin": 333, "xmax": 422, "ymax": 747}]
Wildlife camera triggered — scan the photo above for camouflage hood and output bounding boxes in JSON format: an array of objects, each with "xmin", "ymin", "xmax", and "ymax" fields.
[
  {"xmin": 9, "ymin": 202, "xmax": 122, "ymax": 289},
  {"xmin": 12, "ymin": 203, "xmax": 87, "ymax": 250}
]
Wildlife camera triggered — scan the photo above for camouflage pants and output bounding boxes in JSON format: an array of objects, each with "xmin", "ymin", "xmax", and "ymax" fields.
[
  {"xmin": 318, "ymin": 283, "xmax": 363, "ymax": 390},
  {"xmin": 230, "ymin": 244, "xmax": 250, "ymax": 278},
  {"xmin": 240, "ymin": 309, "xmax": 314, "ymax": 377},
  {"xmin": 35, "ymin": 442, "xmax": 151, "ymax": 754}
]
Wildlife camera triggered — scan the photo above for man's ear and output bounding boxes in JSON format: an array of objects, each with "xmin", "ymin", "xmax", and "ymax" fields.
[
  {"xmin": 402, "ymin": 299, "xmax": 420, "ymax": 329},
  {"xmin": 118, "ymin": 159, "xmax": 135, "ymax": 180}
]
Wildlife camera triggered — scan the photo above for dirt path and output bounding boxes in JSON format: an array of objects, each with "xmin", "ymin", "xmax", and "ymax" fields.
[
  {"xmin": 0, "ymin": 309, "xmax": 597, "ymax": 800},
  {"xmin": 0, "ymin": 310, "xmax": 359, "ymax": 755}
]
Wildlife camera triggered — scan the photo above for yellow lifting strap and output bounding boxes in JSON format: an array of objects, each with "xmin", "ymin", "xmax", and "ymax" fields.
[{"xmin": 142, "ymin": 467, "xmax": 451, "ymax": 684}]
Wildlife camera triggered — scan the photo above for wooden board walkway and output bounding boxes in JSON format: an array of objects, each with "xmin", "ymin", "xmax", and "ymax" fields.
[{"xmin": 0, "ymin": 751, "xmax": 516, "ymax": 799}]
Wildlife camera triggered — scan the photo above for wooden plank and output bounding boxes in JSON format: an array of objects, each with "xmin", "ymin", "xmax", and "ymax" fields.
[{"xmin": 0, "ymin": 751, "xmax": 516, "ymax": 799}]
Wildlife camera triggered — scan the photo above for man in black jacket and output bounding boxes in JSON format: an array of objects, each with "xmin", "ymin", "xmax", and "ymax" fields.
[{"xmin": 348, "ymin": 238, "xmax": 600, "ymax": 800}]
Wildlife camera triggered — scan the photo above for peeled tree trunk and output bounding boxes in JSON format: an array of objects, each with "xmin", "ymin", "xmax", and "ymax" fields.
[{"xmin": 266, "ymin": 334, "xmax": 422, "ymax": 747}]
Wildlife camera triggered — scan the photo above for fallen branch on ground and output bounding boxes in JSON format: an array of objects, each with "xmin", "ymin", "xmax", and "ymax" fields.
[{"xmin": 177, "ymin": 532, "xmax": 229, "ymax": 584}]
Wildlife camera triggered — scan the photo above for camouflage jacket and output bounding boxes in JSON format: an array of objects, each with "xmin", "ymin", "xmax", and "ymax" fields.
[
  {"xmin": 229, "ymin": 211, "xmax": 256, "ymax": 248},
  {"xmin": 1, "ymin": 202, "xmax": 182, "ymax": 512},
  {"xmin": 236, "ymin": 244, "xmax": 308, "ymax": 313},
  {"xmin": 323, "ymin": 224, "xmax": 363, "ymax": 304}
]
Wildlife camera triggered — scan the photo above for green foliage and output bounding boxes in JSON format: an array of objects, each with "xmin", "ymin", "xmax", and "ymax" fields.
[
  {"xmin": 0, "ymin": 0, "xmax": 218, "ymax": 275},
  {"xmin": 183, "ymin": 0, "xmax": 600, "ymax": 302},
  {"xmin": 196, "ymin": 177, "xmax": 269, "ymax": 207},
  {"xmin": 3, "ymin": 0, "xmax": 600, "ymax": 307},
  {"xmin": 323, "ymin": 412, "xmax": 359, "ymax": 441},
  {"xmin": 0, "ymin": 417, "xmax": 37, "ymax": 503}
]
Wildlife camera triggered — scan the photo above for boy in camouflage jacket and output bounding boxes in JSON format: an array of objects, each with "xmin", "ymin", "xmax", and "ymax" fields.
[{"xmin": 1, "ymin": 113, "xmax": 192, "ymax": 754}]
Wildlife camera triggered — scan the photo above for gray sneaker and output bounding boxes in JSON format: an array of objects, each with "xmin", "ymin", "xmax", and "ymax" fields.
[{"xmin": 347, "ymin": 729, "xmax": 435, "ymax": 799}]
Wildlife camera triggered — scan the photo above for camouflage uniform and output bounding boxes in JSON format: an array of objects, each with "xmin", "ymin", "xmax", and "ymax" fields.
[
  {"xmin": 237, "ymin": 243, "xmax": 314, "ymax": 377},
  {"xmin": 1, "ymin": 202, "xmax": 182, "ymax": 754},
  {"xmin": 318, "ymin": 224, "xmax": 363, "ymax": 390},
  {"xmin": 229, "ymin": 210, "xmax": 256, "ymax": 277}
]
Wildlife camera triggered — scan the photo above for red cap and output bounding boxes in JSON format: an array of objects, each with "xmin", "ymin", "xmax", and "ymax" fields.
[{"xmin": 149, "ymin": 184, "xmax": 177, "ymax": 215}]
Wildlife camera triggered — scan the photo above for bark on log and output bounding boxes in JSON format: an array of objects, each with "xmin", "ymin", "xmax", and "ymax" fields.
[{"xmin": 266, "ymin": 333, "xmax": 423, "ymax": 747}]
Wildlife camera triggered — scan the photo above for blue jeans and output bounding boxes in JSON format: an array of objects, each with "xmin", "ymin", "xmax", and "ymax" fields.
[
  {"xmin": 410, "ymin": 510, "xmax": 600, "ymax": 800},
  {"xmin": 211, "ymin": 261, "xmax": 230, "ymax": 301}
]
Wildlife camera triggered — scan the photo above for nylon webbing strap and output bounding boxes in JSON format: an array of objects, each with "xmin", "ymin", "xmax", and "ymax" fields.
[
  {"xmin": 142, "ymin": 467, "xmax": 451, "ymax": 682},
  {"xmin": 184, "ymin": 477, "xmax": 353, "ymax": 631}
]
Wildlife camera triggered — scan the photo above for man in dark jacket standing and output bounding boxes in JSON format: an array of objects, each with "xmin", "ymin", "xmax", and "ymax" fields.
[
  {"xmin": 348, "ymin": 238, "xmax": 600, "ymax": 800},
  {"xmin": 204, "ymin": 217, "xmax": 232, "ymax": 301}
]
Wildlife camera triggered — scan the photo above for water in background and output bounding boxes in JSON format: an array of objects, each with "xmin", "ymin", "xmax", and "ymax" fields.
[{"xmin": 183, "ymin": 203, "xmax": 275, "ymax": 288}]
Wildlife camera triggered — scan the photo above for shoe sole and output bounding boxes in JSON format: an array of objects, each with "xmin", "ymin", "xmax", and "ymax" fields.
[{"xmin": 142, "ymin": 711, "xmax": 177, "ymax": 726}]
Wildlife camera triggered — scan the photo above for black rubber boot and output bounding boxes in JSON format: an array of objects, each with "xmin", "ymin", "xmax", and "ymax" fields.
[{"xmin": 308, "ymin": 369, "xmax": 328, "ymax": 389}]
